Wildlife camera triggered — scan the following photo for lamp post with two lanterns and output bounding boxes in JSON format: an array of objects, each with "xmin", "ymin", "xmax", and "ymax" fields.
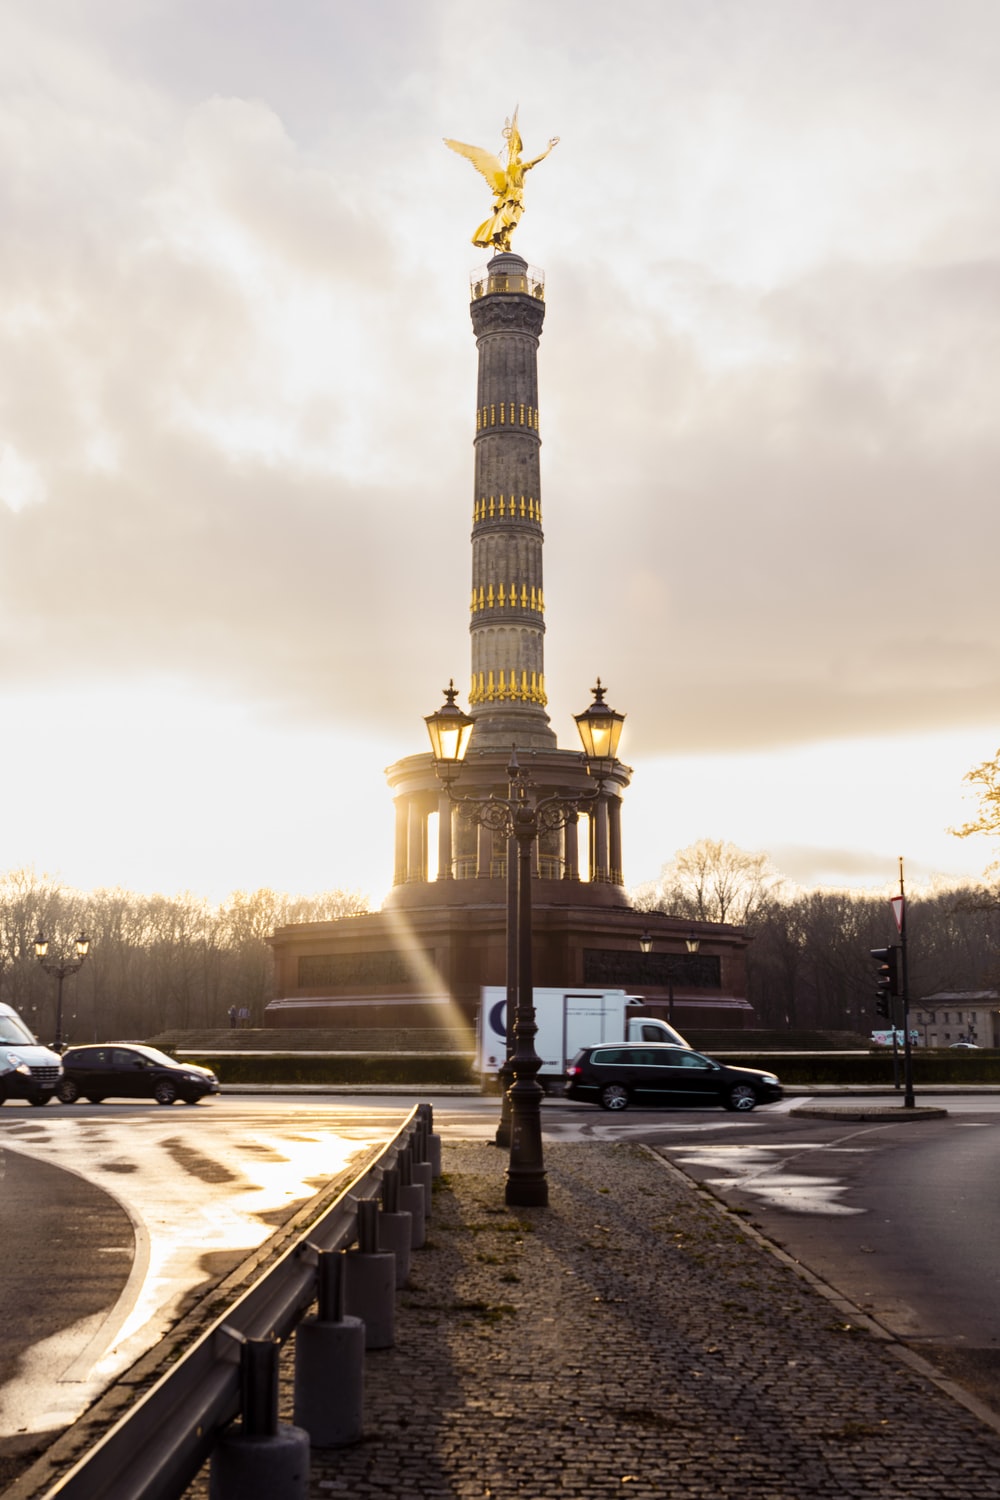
[
  {"xmin": 638, "ymin": 931, "xmax": 702, "ymax": 1026},
  {"xmin": 425, "ymin": 680, "xmax": 626, "ymax": 1208},
  {"xmin": 33, "ymin": 932, "xmax": 91, "ymax": 1053}
]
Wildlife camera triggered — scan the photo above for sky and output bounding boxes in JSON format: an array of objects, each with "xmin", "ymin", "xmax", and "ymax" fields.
[{"xmin": 2, "ymin": 0, "xmax": 1000, "ymax": 906}]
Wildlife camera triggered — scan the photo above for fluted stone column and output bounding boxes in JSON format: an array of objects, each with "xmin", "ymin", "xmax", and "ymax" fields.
[
  {"xmin": 468, "ymin": 253, "xmax": 556, "ymax": 751},
  {"xmin": 563, "ymin": 812, "xmax": 580, "ymax": 881},
  {"xmin": 393, "ymin": 800, "xmax": 408, "ymax": 886},
  {"xmin": 595, "ymin": 798, "xmax": 610, "ymax": 883},
  {"xmin": 476, "ymin": 821, "xmax": 493, "ymax": 879},
  {"xmin": 608, "ymin": 796, "xmax": 623, "ymax": 886},
  {"xmin": 406, "ymin": 798, "xmax": 425, "ymax": 882},
  {"xmin": 436, "ymin": 793, "xmax": 454, "ymax": 879}
]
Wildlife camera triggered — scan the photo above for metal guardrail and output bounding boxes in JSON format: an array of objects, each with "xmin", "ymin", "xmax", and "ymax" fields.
[{"xmin": 38, "ymin": 1103, "xmax": 430, "ymax": 1500}]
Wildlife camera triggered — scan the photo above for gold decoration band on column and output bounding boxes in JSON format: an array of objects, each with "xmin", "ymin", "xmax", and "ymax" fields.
[
  {"xmin": 476, "ymin": 405, "xmax": 539, "ymax": 431},
  {"xmin": 474, "ymin": 496, "xmax": 542, "ymax": 523},
  {"xmin": 470, "ymin": 584, "xmax": 545, "ymax": 614},
  {"xmin": 469, "ymin": 671, "xmax": 547, "ymax": 707}
]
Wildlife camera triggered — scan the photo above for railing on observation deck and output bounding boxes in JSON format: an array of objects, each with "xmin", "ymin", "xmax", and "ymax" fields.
[
  {"xmin": 452, "ymin": 854, "xmax": 565, "ymax": 881},
  {"xmin": 470, "ymin": 264, "xmax": 545, "ymax": 300}
]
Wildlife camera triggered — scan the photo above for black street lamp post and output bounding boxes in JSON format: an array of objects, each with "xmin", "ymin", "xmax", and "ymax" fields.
[
  {"xmin": 33, "ymin": 932, "xmax": 91, "ymax": 1053},
  {"xmin": 426, "ymin": 681, "xmax": 625, "ymax": 1207},
  {"xmin": 491, "ymin": 756, "xmax": 524, "ymax": 1152}
]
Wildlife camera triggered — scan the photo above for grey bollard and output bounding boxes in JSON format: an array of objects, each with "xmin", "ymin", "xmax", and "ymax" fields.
[
  {"xmin": 294, "ymin": 1251, "xmax": 365, "ymax": 1448},
  {"xmin": 418, "ymin": 1103, "xmax": 443, "ymax": 1176},
  {"xmin": 411, "ymin": 1124, "xmax": 434, "ymax": 1218},
  {"xmin": 342, "ymin": 1198, "xmax": 395, "ymax": 1349},
  {"xmin": 210, "ymin": 1337, "xmax": 310, "ymax": 1500},
  {"xmin": 379, "ymin": 1168, "xmax": 412, "ymax": 1287},
  {"xmin": 397, "ymin": 1143, "xmax": 426, "ymax": 1249}
]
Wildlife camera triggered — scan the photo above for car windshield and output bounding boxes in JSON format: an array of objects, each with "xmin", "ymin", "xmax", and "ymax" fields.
[
  {"xmin": 0, "ymin": 1014, "xmax": 35, "ymax": 1045},
  {"xmin": 121, "ymin": 1045, "xmax": 179, "ymax": 1067}
]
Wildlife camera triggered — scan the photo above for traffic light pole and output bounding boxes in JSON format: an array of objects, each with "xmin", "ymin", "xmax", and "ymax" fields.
[
  {"xmin": 897, "ymin": 858, "xmax": 916, "ymax": 1109},
  {"xmin": 871, "ymin": 934, "xmax": 912, "ymax": 1105}
]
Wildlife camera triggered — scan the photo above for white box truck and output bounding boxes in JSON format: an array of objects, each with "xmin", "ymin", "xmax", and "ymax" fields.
[{"xmin": 478, "ymin": 987, "xmax": 689, "ymax": 1089}]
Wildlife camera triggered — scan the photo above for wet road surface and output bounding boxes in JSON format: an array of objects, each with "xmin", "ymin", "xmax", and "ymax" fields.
[
  {"xmin": 5, "ymin": 1090, "xmax": 1000, "ymax": 1474},
  {"xmin": 0, "ymin": 1099, "xmax": 412, "ymax": 1454}
]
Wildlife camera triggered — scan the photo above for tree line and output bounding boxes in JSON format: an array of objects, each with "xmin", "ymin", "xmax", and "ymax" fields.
[
  {"xmin": 636, "ymin": 839, "xmax": 1000, "ymax": 1033},
  {"xmin": 6, "ymin": 781, "xmax": 1000, "ymax": 1048},
  {"xmin": 0, "ymin": 870, "xmax": 369, "ymax": 1046}
]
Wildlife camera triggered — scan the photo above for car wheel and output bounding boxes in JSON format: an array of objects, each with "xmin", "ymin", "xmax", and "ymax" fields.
[
  {"xmin": 598, "ymin": 1082, "xmax": 630, "ymax": 1111},
  {"xmin": 85, "ymin": 1095, "xmax": 104, "ymax": 1105},
  {"xmin": 57, "ymin": 1078, "xmax": 81, "ymax": 1104},
  {"xmin": 725, "ymin": 1084, "xmax": 758, "ymax": 1112},
  {"xmin": 154, "ymin": 1080, "xmax": 177, "ymax": 1106},
  {"xmin": 29, "ymin": 1094, "xmax": 51, "ymax": 1107}
]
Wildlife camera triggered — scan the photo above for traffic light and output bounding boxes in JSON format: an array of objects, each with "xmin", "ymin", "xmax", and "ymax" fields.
[{"xmin": 870, "ymin": 946, "xmax": 900, "ymax": 1018}]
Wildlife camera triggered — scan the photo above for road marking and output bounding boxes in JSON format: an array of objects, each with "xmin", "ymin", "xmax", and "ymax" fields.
[{"xmin": 664, "ymin": 1141, "xmax": 868, "ymax": 1215}]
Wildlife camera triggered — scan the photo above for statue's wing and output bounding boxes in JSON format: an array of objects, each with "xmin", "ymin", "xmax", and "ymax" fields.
[{"xmin": 443, "ymin": 138, "xmax": 507, "ymax": 194}]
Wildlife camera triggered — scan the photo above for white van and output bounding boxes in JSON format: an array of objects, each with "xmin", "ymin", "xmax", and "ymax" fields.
[
  {"xmin": 478, "ymin": 987, "xmax": 690, "ymax": 1088},
  {"xmin": 0, "ymin": 1003, "xmax": 62, "ymax": 1106}
]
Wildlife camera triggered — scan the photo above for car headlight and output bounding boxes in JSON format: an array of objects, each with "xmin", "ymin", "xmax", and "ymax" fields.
[{"xmin": 760, "ymin": 1073, "xmax": 779, "ymax": 1084}]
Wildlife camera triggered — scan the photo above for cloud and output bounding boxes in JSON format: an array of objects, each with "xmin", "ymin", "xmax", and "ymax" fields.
[
  {"xmin": 538, "ymin": 246, "xmax": 1000, "ymax": 754},
  {"xmin": 768, "ymin": 844, "xmax": 900, "ymax": 889},
  {"xmin": 3, "ymin": 0, "xmax": 1000, "ymax": 770}
]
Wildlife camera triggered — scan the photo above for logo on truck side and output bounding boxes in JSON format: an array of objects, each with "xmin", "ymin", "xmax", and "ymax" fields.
[{"xmin": 489, "ymin": 1000, "xmax": 507, "ymax": 1038}]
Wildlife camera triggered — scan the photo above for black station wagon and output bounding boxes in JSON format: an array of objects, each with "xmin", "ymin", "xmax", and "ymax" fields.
[
  {"xmin": 564, "ymin": 1043, "xmax": 783, "ymax": 1112},
  {"xmin": 55, "ymin": 1043, "xmax": 220, "ymax": 1106}
]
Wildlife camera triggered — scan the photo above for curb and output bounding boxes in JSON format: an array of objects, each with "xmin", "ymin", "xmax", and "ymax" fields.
[
  {"xmin": 790, "ymin": 1104, "xmax": 949, "ymax": 1121},
  {"xmin": 648, "ymin": 1144, "xmax": 1000, "ymax": 1441}
]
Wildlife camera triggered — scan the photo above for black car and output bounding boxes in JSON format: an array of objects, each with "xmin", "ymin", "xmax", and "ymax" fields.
[
  {"xmin": 55, "ymin": 1043, "xmax": 220, "ymax": 1106},
  {"xmin": 564, "ymin": 1043, "xmax": 782, "ymax": 1112}
]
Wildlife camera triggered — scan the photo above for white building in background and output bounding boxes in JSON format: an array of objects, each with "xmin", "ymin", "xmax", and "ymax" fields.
[{"xmin": 909, "ymin": 992, "xmax": 1000, "ymax": 1048}]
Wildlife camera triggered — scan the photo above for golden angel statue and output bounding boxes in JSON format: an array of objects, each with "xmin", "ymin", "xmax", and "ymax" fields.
[{"xmin": 444, "ymin": 109, "xmax": 559, "ymax": 253}]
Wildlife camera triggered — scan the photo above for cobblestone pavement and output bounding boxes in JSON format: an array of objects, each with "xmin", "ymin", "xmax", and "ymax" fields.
[{"xmin": 187, "ymin": 1140, "xmax": 1000, "ymax": 1499}]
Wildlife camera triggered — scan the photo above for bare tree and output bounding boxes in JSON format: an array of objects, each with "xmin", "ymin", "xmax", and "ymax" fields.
[
  {"xmin": 953, "ymin": 749, "xmax": 1000, "ymax": 872},
  {"xmin": 634, "ymin": 839, "xmax": 783, "ymax": 926}
]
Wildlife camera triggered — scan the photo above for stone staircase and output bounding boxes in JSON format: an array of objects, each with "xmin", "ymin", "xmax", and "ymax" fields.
[
  {"xmin": 151, "ymin": 1026, "xmax": 868, "ymax": 1058},
  {"xmin": 150, "ymin": 1026, "xmax": 477, "ymax": 1055}
]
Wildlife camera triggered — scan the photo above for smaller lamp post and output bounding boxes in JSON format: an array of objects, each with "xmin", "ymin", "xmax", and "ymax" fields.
[
  {"xmin": 33, "ymin": 932, "xmax": 91, "ymax": 1052},
  {"xmin": 637, "ymin": 932, "xmax": 701, "ymax": 1024}
]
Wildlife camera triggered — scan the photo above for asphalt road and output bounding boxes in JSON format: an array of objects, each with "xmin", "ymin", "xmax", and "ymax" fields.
[
  {"xmin": 643, "ymin": 1105, "xmax": 1000, "ymax": 1342},
  {"xmin": 0, "ymin": 1151, "xmax": 134, "ymax": 1374},
  {"xmin": 0, "ymin": 1148, "xmax": 135, "ymax": 1485},
  {"xmin": 4, "ymin": 1088, "xmax": 1000, "ymax": 1475},
  {"xmin": 0, "ymin": 1097, "xmax": 413, "ymax": 1465}
]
